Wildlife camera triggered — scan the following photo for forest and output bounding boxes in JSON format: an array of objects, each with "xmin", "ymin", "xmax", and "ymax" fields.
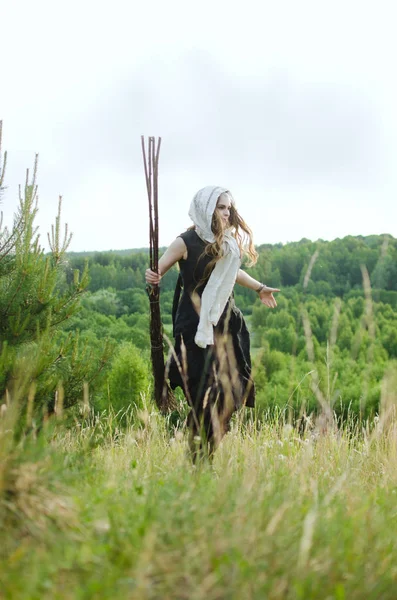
[{"xmin": 59, "ymin": 233, "xmax": 397, "ymax": 420}]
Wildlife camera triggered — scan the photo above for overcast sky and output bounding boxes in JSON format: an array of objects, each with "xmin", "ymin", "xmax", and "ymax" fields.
[{"xmin": 1, "ymin": 0, "xmax": 396, "ymax": 252}]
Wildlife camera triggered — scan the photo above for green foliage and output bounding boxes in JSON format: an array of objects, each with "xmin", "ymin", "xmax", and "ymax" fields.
[
  {"xmin": 82, "ymin": 289, "xmax": 125, "ymax": 317},
  {"xmin": 100, "ymin": 342, "xmax": 151, "ymax": 413},
  {"xmin": 248, "ymin": 286, "xmax": 395, "ymax": 419},
  {"xmin": 0, "ymin": 126, "xmax": 113, "ymax": 419}
]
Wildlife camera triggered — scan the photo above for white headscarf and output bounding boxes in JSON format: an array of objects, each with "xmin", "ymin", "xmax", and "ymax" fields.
[{"xmin": 188, "ymin": 186, "xmax": 241, "ymax": 348}]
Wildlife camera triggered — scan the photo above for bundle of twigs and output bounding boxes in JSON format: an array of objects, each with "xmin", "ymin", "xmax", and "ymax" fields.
[{"xmin": 141, "ymin": 136, "xmax": 175, "ymax": 413}]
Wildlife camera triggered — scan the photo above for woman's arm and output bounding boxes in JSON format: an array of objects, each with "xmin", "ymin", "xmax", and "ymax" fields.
[
  {"xmin": 235, "ymin": 269, "xmax": 280, "ymax": 308},
  {"xmin": 235, "ymin": 269, "xmax": 263, "ymax": 292},
  {"xmin": 145, "ymin": 237, "xmax": 187, "ymax": 285}
]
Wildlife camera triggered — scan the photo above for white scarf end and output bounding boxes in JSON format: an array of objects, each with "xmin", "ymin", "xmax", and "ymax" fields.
[{"xmin": 194, "ymin": 329, "xmax": 214, "ymax": 348}]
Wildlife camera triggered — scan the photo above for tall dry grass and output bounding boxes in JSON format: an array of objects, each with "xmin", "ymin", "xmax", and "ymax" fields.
[{"xmin": 1, "ymin": 377, "xmax": 397, "ymax": 599}]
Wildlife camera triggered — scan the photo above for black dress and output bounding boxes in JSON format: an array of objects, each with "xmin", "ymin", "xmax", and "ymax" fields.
[{"xmin": 168, "ymin": 229, "xmax": 255, "ymax": 446}]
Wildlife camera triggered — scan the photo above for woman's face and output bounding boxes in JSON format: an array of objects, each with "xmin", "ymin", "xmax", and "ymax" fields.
[{"xmin": 215, "ymin": 193, "xmax": 232, "ymax": 227}]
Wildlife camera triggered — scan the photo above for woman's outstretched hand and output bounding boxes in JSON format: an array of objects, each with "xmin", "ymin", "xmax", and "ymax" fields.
[
  {"xmin": 258, "ymin": 286, "xmax": 280, "ymax": 308},
  {"xmin": 145, "ymin": 268, "xmax": 162, "ymax": 285}
]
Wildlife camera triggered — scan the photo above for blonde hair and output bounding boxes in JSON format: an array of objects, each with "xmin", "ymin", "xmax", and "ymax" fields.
[{"xmin": 200, "ymin": 192, "xmax": 258, "ymax": 283}]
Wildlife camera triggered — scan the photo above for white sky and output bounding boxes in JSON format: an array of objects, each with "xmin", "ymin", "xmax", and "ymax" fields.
[{"xmin": 1, "ymin": 0, "xmax": 396, "ymax": 251}]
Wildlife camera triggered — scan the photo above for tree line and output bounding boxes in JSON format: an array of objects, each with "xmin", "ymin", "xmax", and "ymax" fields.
[{"xmin": 66, "ymin": 233, "xmax": 397, "ymax": 298}]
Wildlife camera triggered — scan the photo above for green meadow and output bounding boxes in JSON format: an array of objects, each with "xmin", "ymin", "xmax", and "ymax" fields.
[{"xmin": 2, "ymin": 399, "xmax": 397, "ymax": 599}]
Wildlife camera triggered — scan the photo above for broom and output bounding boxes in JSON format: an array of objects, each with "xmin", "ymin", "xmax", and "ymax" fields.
[{"xmin": 141, "ymin": 136, "xmax": 175, "ymax": 412}]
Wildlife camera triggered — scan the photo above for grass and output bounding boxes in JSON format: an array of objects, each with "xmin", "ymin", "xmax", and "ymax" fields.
[{"xmin": 2, "ymin": 403, "xmax": 397, "ymax": 599}]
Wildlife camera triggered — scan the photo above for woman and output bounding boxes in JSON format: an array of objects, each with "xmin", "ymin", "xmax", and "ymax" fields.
[{"xmin": 145, "ymin": 186, "xmax": 279, "ymax": 460}]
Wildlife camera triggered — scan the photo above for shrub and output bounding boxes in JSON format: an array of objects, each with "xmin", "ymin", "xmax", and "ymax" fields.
[{"xmin": 103, "ymin": 342, "xmax": 151, "ymax": 412}]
